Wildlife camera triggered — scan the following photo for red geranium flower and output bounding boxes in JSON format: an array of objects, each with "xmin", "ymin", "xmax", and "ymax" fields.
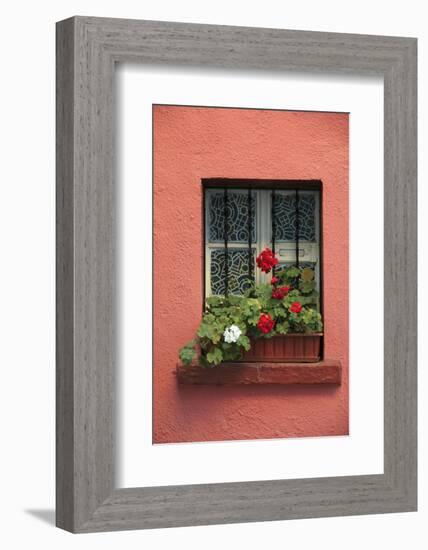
[
  {"xmin": 257, "ymin": 313, "xmax": 275, "ymax": 334},
  {"xmin": 256, "ymin": 248, "xmax": 278, "ymax": 273},
  {"xmin": 271, "ymin": 286, "xmax": 291, "ymax": 300},
  {"xmin": 270, "ymin": 276, "xmax": 279, "ymax": 285},
  {"xmin": 290, "ymin": 301, "xmax": 302, "ymax": 314}
]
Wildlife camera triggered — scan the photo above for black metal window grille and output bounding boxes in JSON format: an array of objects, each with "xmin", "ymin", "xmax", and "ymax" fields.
[
  {"xmin": 247, "ymin": 188, "xmax": 253, "ymax": 286},
  {"xmin": 219, "ymin": 187, "xmax": 302, "ymax": 296}
]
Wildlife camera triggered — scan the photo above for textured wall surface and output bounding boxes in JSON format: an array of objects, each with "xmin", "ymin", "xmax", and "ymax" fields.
[{"xmin": 153, "ymin": 105, "xmax": 349, "ymax": 443}]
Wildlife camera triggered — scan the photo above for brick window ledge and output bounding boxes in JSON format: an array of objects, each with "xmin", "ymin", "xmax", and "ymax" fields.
[{"xmin": 176, "ymin": 360, "xmax": 342, "ymax": 386}]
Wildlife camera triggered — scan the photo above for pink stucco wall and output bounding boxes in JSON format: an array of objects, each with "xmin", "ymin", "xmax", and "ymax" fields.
[{"xmin": 153, "ymin": 105, "xmax": 349, "ymax": 443}]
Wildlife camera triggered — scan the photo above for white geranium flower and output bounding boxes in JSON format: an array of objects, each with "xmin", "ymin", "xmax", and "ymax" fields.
[{"xmin": 223, "ymin": 324, "xmax": 242, "ymax": 343}]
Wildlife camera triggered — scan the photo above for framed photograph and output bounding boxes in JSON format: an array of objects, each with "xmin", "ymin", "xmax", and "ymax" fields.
[{"xmin": 56, "ymin": 16, "xmax": 417, "ymax": 532}]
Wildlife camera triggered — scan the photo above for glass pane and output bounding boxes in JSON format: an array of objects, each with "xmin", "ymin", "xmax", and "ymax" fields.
[
  {"xmin": 210, "ymin": 249, "xmax": 255, "ymax": 295},
  {"xmin": 273, "ymin": 193, "xmax": 316, "ymax": 242},
  {"xmin": 208, "ymin": 192, "xmax": 257, "ymax": 243}
]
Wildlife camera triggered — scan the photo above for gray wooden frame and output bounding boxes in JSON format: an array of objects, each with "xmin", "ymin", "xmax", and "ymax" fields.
[{"xmin": 56, "ymin": 16, "xmax": 417, "ymax": 533}]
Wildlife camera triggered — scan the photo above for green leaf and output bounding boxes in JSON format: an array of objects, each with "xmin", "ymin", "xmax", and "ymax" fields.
[
  {"xmin": 179, "ymin": 343, "xmax": 196, "ymax": 366},
  {"xmin": 237, "ymin": 334, "xmax": 251, "ymax": 351},
  {"xmin": 301, "ymin": 267, "xmax": 315, "ymax": 281},
  {"xmin": 288, "ymin": 288, "xmax": 300, "ymax": 297},
  {"xmin": 197, "ymin": 322, "xmax": 214, "ymax": 340},
  {"xmin": 275, "ymin": 321, "xmax": 289, "ymax": 335},
  {"xmin": 206, "ymin": 296, "xmax": 224, "ymax": 308},
  {"xmin": 206, "ymin": 347, "xmax": 223, "ymax": 365},
  {"xmin": 299, "ymin": 280, "xmax": 316, "ymax": 294},
  {"xmin": 211, "ymin": 331, "xmax": 222, "ymax": 344},
  {"xmin": 285, "ymin": 266, "xmax": 300, "ymax": 278},
  {"xmin": 221, "ymin": 343, "xmax": 242, "ymax": 361}
]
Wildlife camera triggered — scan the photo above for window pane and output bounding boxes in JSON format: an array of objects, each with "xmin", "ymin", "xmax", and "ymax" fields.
[
  {"xmin": 208, "ymin": 192, "xmax": 257, "ymax": 243},
  {"xmin": 210, "ymin": 249, "xmax": 255, "ymax": 295},
  {"xmin": 273, "ymin": 193, "xmax": 316, "ymax": 242}
]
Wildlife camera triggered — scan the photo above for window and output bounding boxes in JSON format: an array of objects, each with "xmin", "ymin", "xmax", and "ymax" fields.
[{"xmin": 204, "ymin": 182, "xmax": 321, "ymax": 298}]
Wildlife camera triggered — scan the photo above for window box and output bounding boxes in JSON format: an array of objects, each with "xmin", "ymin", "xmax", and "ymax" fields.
[
  {"xmin": 241, "ymin": 333, "xmax": 322, "ymax": 363},
  {"xmin": 178, "ymin": 258, "xmax": 324, "ymax": 369},
  {"xmin": 176, "ymin": 359, "xmax": 341, "ymax": 386}
]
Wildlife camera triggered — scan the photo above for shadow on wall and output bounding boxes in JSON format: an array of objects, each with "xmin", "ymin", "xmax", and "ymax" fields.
[{"xmin": 25, "ymin": 509, "xmax": 55, "ymax": 526}]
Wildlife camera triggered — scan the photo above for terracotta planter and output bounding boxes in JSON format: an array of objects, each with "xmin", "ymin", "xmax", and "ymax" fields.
[{"xmin": 240, "ymin": 333, "xmax": 322, "ymax": 363}]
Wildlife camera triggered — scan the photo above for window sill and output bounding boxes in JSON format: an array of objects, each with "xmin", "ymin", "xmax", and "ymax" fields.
[{"xmin": 176, "ymin": 360, "xmax": 342, "ymax": 386}]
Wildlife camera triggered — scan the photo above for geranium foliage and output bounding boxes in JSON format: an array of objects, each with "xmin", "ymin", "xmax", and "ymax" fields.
[{"xmin": 178, "ymin": 250, "xmax": 323, "ymax": 367}]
